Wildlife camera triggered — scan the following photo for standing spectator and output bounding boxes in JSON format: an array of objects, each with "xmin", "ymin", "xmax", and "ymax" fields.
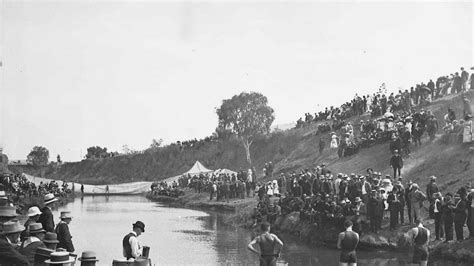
[
  {"xmin": 409, "ymin": 184, "xmax": 426, "ymax": 224},
  {"xmin": 432, "ymin": 192, "xmax": 444, "ymax": 240},
  {"xmin": 452, "ymin": 72, "xmax": 462, "ymax": 94},
  {"xmin": 55, "ymin": 211, "xmax": 75, "ymax": 252},
  {"xmin": 442, "ymin": 193, "xmax": 455, "ymax": 242},
  {"xmin": 426, "ymin": 115, "xmax": 439, "ymax": 141},
  {"xmin": 0, "ymin": 220, "xmax": 30, "ymax": 265},
  {"xmin": 387, "ymin": 187, "xmax": 401, "ymax": 230},
  {"xmin": 405, "ymin": 181, "xmax": 414, "ymax": 223},
  {"xmin": 319, "ymin": 138, "xmax": 325, "ymax": 154},
  {"xmin": 390, "ymin": 150, "xmax": 403, "ymax": 180},
  {"xmin": 460, "ymin": 67, "xmax": 469, "ymax": 91},
  {"xmin": 467, "ymin": 187, "xmax": 474, "ymax": 238},
  {"xmin": 426, "ymin": 176, "xmax": 440, "ymax": 217},
  {"xmin": 19, "ymin": 223, "xmax": 47, "ymax": 265},
  {"xmin": 453, "ymin": 193, "xmax": 467, "ymax": 242},
  {"xmin": 38, "ymin": 193, "xmax": 58, "ymax": 233}
]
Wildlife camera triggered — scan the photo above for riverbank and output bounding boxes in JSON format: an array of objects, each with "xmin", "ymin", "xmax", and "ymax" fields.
[{"xmin": 147, "ymin": 189, "xmax": 474, "ymax": 264}]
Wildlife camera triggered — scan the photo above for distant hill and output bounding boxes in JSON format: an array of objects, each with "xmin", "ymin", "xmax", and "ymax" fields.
[{"xmin": 10, "ymin": 91, "xmax": 474, "ymax": 193}]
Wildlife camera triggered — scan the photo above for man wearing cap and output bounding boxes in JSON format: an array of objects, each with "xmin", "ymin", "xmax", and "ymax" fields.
[
  {"xmin": 55, "ymin": 211, "xmax": 74, "ymax": 252},
  {"xmin": 0, "ymin": 220, "xmax": 30, "ymax": 265},
  {"xmin": 123, "ymin": 221, "xmax": 145, "ymax": 260},
  {"xmin": 21, "ymin": 206, "xmax": 42, "ymax": 241},
  {"xmin": 38, "ymin": 193, "xmax": 58, "ymax": 232},
  {"xmin": 20, "ymin": 223, "xmax": 47, "ymax": 265},
  {"xmin": 389, "ymin": 150, "xmax": 403, "ymax": 180}
]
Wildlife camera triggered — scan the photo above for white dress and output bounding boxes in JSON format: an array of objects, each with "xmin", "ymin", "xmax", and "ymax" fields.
[
  {"xmin": 330, "ymin": 134, "xmax": 338, "ymax": 149},
  {"xmin": 272, "ymin": 180, "xmax": 279, "ymax": 195}
]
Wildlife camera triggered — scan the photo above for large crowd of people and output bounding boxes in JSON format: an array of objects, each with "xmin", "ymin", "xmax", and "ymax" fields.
[
  {"xmin": 296, "ymin": 67, "xmax": 473, "ymax": 130},
  {"xmin": 250, "ymin": 164, "xmax": 474, "ymax": 245}
]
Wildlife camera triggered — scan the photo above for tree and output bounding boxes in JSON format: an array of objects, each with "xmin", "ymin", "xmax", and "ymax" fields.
[
  {"xmin": 85, "ymin": 146, "xmax": 108, "ymax": 159},
  {"xmin": 27, "ymin": 146, "xmax": 50, "ymax": 167},
  {"xmin": 216, "ymin": 91, "xmax": 274, "ymax": 165},
  {"xmin": 149, "ymin": 138, "xmax": 163, "ymax": 149}
]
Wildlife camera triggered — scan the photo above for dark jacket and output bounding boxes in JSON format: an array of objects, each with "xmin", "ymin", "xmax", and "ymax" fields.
[
  {"xmin": 55, "ymin": 222, "xmax": 74, "ymax": 252},
  {"xmin": 19, "ymin": 238, "xmax": 46, "ymax": 265},
  {"xmin": 38, "ymin": 207, "xmax": 55, "ymax": 233},
  {"xmin": 390, "ymin": 155, "xmax": 403, "ymax": 168},
  {"xmin": 0, "ymin": 237, "xmax": 30, "ymax": 266}
]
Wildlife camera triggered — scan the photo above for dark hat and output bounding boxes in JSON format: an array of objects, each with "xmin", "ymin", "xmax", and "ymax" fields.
[
  {"xmin": 43, "ymin": 232, "xmax": 59, "ymax": 244},
  {"xmin": 1, "ymin": 220, "xmax": 24, "ymax": 235},
  {"xmin": 28, "ymin": 223, "xmax": 46, "ymax": 234},
  {"xmin": 78, "ymin": 251, "xmax": 99, "ymax": 262},
  {"xmin": 133, "ymin": 221, "xmax": 145, "ymax": 232}
]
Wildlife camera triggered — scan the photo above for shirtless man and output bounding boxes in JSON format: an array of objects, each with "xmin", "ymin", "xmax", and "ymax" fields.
[
  {"xmin": 337, "ymin": 220, "xmax": 359, "ymax": 266},
  {"xmin": 247, "ymin": 222, "xmax": 284, "ymax": 266},
  {"xmin": 407, "ymin": 219, "xmax": 430, "ymax": 266}
]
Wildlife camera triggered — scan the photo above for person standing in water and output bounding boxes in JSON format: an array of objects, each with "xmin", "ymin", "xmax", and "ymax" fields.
[
  {"xmin": 337, "ymin": 220, "xmax": 359, "ymax": 266},
  {"xmin": 247, "ymin": 222, "xmax": 284, "ymax": 266},
  {"xmin": 407, "ymin": 219, "xmax": 430, "ymax": 266}
]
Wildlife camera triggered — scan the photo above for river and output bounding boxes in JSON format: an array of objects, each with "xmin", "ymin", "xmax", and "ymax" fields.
[{"xmin": 53, "ymin": 195, "xmax": 466, "ymax": 265}]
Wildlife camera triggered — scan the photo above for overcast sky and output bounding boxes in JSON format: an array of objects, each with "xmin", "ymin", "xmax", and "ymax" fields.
[{"xmin": 0, "ymin": 1, "xmax": 472, "ymax": 162}]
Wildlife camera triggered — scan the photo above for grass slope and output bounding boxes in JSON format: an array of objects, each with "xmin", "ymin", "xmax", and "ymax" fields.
[{"xmin": 10, "ymin": 91, "xmax": 474, "ymax": 191}]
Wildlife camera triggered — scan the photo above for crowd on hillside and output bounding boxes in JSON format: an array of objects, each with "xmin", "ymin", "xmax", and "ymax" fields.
[
  {"xmin": 251, "ymin": 164, "xmax": 474, "ymax": 242},
  {"xmin": 297, "ymin": 67, "xmax": 473, "ymax": 130}
]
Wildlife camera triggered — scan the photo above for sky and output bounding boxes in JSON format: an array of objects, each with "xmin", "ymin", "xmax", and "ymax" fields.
[{"xmin": 0, "ymin": 0, "xmax": 472, "ymax": 162}]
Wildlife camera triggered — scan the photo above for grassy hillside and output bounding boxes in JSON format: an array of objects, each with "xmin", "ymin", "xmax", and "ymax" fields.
[{"xmin": 10, "ymin": 91, "xmax": 474, "ymax": 191}]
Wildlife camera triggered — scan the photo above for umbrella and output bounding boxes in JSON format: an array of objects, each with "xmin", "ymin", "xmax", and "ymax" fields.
[{"xmin": 420, "ymin": 86, "xmax": 431, "ymax": 93}]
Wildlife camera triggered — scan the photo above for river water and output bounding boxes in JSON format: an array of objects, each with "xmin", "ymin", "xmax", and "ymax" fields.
[{"xmin": 53, "ymin": 195, "xmax": 465, "ymax": 265}]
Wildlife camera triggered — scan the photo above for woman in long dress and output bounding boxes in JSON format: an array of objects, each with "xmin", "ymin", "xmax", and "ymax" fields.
[
  {"xmin": 330, "ymin": 133, "xmax": 339, "ymax": 149},
  {"xmin": 463, "ymin": 116, "xmax": 473, "ymax": 143}
]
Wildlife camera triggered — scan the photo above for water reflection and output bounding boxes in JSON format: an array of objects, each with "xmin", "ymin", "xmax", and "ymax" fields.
[{"xmin": 53, "ymin": 196, "xmax": 468, "ymax": 266}]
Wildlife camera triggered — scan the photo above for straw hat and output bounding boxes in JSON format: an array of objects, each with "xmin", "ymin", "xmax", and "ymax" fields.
[
  {"xmin": 44, "ymin": 251, "xmax": 75, "ymax": 264},
  {"xmin": 0, "ymin": 206, "xmax": 17, "ymax": 218},
  {"xmin": 28, "ymin": 223, "xmax": 46, "ymax": 234},
  {"xmin": 354, "ymin": 197, "xmax": 362, "ymax": 203},
  {"xmin": 44, "ymin": 193, "xmax": 58, "ymax": 205},
  {"xmin": 1, "ymin": 220, "xmax": 24, "ymax": 235},
  {"xmin": 27, "ymin": 206, "xmax": 42, "ymax": 217},
  {"xmin": 59, "ymin": 211, "xmax": 72, "ymax": 220},
  {"xmin": 43, "ymin": 232, "xmax": 60, "ymax": 244},
  {"xmin": 78, "ymin": 251, "xmax": 99, "ymax": 262},
  {"xmin": 0, "ymin": 190, "xmax": 7, "ymax": 200}
]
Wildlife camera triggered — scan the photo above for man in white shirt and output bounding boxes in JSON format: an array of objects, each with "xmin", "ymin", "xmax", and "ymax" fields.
[{"xmin": 122, "ymin": 221, "xmax": 145, "ymax": 260}]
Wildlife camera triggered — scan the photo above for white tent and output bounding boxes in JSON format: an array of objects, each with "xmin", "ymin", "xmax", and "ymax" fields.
[
  {"xmin": 184, "ymin": 161, "xmax": 213, "ymax": 175},
  {"xmin": 164, "ymin": 161, "xmax": 213, "ymax": 183}
]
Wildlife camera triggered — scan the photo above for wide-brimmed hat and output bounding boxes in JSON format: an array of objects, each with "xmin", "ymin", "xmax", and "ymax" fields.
[
  {"xmin": 412, "ymin": 183, "xmax": 419, "ymax": 189},
  {"xmin": 1, "ymin": 220, "xmax": 24, "ymax": 235},
  {"xmin": 354, "ymin": 197, "xmax": 362, "ymax": 203},
  {"xmin": 0, "ymin": 190, "xmax": 7, "ymax": 200},
  {"xmin": 44, "ymin": 193, "xmax": 58, "ymax": 205},
  {"xmin": 0, "ymin": 206, "xmax": 17, "ymax": 217},
  {"xmin": 78, "ymin": 251, "xmax": 99, "ymax": 262},
  {"xmin": 59, "ymin": 211, "xmax": 72, "ymax": 219},
  {"xmin": 44, "ymin": 251, "xmax": 75, "ymax": 264},
  {"xmin": 430, "ymin": 176, "xmax": 437, "ymax": 180},
  {"xmin": 27, "ymin": 206, "xmax": 42, "ymax": 217},
  {"xmin": 29, "ymin": 223, "xmax": 46, "ymax": 234},
  {"xmin": 35, "ymin": 247, "xmax": 54, "ymax": 258},
  {"xmin": 133, "ymin": 221, "xmax": 145, "ymax": 232},
  {"xmin": 43, "ymin": 232, "xmax": 60, "ymax": 244}
]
